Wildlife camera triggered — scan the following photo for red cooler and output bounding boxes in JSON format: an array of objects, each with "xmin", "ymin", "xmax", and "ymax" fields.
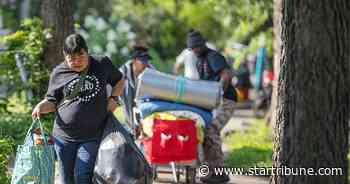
[{"xmin": 143, "ymin": 118, "xmax": 198, "ymax": 164}]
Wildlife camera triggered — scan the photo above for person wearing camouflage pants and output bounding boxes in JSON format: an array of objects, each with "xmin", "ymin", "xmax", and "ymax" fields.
[
  {"xmin": 203, "ymin": 98, "xmax": 235, "ymax": 168},
  {"xmin": 185, "ymin": 29, "xmax": 236, "ymax": 183}
]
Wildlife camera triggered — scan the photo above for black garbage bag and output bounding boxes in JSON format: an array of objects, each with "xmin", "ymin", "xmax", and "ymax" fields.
[{"xmin": 93, "ymin": 113, "xmax": 153, "ymax": 184}]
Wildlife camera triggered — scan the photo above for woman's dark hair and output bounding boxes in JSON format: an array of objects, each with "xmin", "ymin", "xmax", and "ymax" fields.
[
  {"xmin": 63, "ymin": 34, "xmax": 88, "ymax": 55},
  {"xmin": 133, "ymin": 45, "xmax": 148, "ymax": 52},
  {"xmin": 187, "ymin": 28, "xmax": 195, "ymax": 34}
]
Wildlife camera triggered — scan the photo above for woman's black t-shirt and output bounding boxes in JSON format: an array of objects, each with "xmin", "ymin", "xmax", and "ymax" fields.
[{"xmin": 45, "ymin": 56, "xmax": 123, "ymax": 141}]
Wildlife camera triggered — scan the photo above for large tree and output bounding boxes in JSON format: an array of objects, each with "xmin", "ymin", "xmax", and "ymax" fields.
[
  {"xmin": 272, "ymin": 1, "xmax": 350, "ymax": 184},
  {"xmin": 266, "ymin": 0, "xmax": 282, "ymax": 126},
  {"xmin": 41, "ymin": 0, "xmax": 74, "ymax": 68}
]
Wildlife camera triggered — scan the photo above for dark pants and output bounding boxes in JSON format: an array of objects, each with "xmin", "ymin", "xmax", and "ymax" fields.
[{"xmin": 54, "ymin": 137, "xmax": 99, "ymax": 184}]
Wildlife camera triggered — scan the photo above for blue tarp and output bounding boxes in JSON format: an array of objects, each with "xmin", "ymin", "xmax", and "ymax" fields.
[
  {"xmin": 137, "ymin": 99, "xmax": 213, "ymax": 128},
  {"xmin": 255, "ymin": 47, "xmax": 266, "ymax": 89}
]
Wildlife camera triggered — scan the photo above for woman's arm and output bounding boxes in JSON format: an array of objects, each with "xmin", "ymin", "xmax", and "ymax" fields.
[{"xmin": 32, "ymin": 99, "xmax": 56, "ymax": 118}]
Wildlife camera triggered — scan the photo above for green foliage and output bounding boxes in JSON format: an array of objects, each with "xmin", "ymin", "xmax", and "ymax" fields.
[
  {"xmin": 0, "ymin": 2, "xmax": 21, "ymax": 29},
  {"xmin": 0, "ymin": 1, "xmax": 42, "ymax": 29},
  {"xmin": 6, "ymin": 92, "xmax": 32, "ymax": 114},
  {"xmin": 0, "ymin": 98, "xmax": 9, "ymax": 114},
  {"xmin": 1, "ymin": 1, "xmax": 274, "ymax": 75},
  {"xmin": 0, "ymin": 137, "xmax": 14, "ymax": 183},
  {"xmin": 0, "ymin": 113, "xmax": 53, "ymax": 146},
  {"xmin": 0, "ymin": 18, "xmax": 49, "ymax": 104},
  {"xmin": 220, "ymin": 0, "xmax": 273, "ymax": 68},
  {"xmin": 179, "ymin": 0, "xmax": 224, "ymax": 42},
  {"xmin": 224, "ymin": 119, "xmax": 272, "ymax": 168},
  {"xmin": 148, "ymin": 48, "xmax": 173, "ymax": 73},
  {"xmin": 112, "ymin": 0, "xmax": 216, "ymax": 60},
  {"xmin": 74, "ymin": 0, "xmax": 113, "ymax": 25},
  {"xmin": 80, "ymin": 15, "xmax": 133, "ymax": 67},
  {"xmin": 111, "ymin": 0, "xmax": 273, "ymax": 64}
]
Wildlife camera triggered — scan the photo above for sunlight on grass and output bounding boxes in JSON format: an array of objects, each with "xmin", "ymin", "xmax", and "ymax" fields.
[{"xmin": 224, "ymin": 119, "xmax": 273, "ymax": 168}]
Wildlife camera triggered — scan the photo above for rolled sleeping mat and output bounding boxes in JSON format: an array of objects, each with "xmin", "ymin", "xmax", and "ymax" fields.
[{"xmin": 135, "ymin": 68, "xmax": 223, "ymax": 110}]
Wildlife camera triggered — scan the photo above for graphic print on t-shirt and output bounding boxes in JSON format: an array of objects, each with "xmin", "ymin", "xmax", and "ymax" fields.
[{"xmin": 65, "ymin": 75, "xmax": 101, "ymax": 103}]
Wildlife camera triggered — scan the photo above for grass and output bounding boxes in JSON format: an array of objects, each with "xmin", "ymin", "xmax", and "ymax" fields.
[
  {"xmin": 224, "ymin": 120, "xmax": 350, "ymax": 180},
  {"xmin": 224, "ymin": 119, "xmax": 273, "ymax": 168}
]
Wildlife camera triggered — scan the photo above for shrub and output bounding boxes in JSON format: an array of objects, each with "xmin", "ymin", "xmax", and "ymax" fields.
[
  {"xmin": 0, "ymin": 138, "xmax": 14, "ymax": 183},
  {"xmin": 0, "ymin": 18, "xmax": 49, "ymax": 105},
  {"xmin": 0, "ymin": 113, "xmax": 53, "ymax": 146}
]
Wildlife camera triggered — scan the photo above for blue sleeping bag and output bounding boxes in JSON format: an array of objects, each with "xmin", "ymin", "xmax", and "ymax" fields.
[{"xmin": 137, "ymin": 99, "xmax": 213, "ymax": 128}]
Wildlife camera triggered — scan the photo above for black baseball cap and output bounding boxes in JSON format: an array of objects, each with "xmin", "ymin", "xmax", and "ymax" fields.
[{"xmin": 131, "ymin": 49, "xmax": 152, "ymax": 65}]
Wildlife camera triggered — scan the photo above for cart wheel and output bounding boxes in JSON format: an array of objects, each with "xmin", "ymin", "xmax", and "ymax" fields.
[
  {"xmin": 185, "ymin": 166, "xmax": 196, "ymax": 184},
  {"xmin": 152, "ymin": 166, "xmax": 158, "ymax": 181},
  {"xmin": 176, "ymin": 168, "xmax": 181, "ymax": 182}
]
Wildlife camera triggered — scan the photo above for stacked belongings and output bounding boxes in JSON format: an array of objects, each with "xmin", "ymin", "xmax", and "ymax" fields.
[
  {"xmin": 136, "ymin": 68, "xmax": 222, "ymax": 110},
  {"xmin": 139, "ymin": 111, "xmax": 208, "ymax": 164},
  {"xmin": 135, "ymin": 68, "xmax": 221, "ymax": 165}
]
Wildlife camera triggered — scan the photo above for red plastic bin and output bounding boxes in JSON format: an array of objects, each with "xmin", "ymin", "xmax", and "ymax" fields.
[{"xmin": 143, "ymin": 118, "xmax": 198, "ymax": 164}]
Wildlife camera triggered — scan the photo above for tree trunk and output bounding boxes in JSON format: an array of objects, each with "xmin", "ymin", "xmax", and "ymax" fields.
[
  {"xmin": 41, "ymin": 0, "xmax": 74, "ymax": 68},
  {"xmin": 272, "ymin": 1, "xmax": 350, "ymax": 184},
  {"xmin": 267, "ymin": 0, "xmax": 282, "ymax": 126}
]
